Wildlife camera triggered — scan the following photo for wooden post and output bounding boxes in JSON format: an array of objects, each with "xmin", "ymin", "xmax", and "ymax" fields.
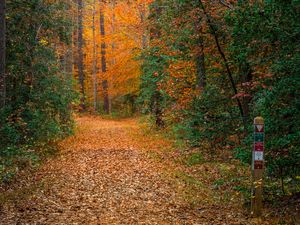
[{"xmin": 251, "ymin": 116, "xmax": 265, "ymax": 217}]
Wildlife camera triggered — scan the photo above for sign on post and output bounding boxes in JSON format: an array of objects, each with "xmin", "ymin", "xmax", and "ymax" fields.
[{"xmin": 251, "ymin": 116, "xmax": 264, "ymax": 217}]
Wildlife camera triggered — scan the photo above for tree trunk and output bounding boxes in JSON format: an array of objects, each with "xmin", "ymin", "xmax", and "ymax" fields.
[
  {"xmin": 154, "ymin": 92, "xmax": 164, "ymax": 128},
  {"xmin": 77, "ymin": 0, "xmax": 86, "ymax": 111},
  {"xmin": 100, "ymin": 3, "xmax": 109, "ymax": 114},
  {"xmin": 109, "ymin": 0, "xmax": 116, "ymax": 115},
  {"xmin": 92, "ymin": 0, "xmax": 98, "ymax": 112},
  {"xmin": 65, "ymin": 0, "xmax": 74, "ymax": 80},
  {"xmin": 0, "ymin": 0, "xmax": 6, "ymax": 109},
  {"xmin": 195, "ymin": 29, "xmax": 206, "ymax": 90},
  {"xmin": 240, "ymin": 62, "xmax": 252, "ymax": 122},
  {"xmin": 198, "ymin": 0, "xmax": 245, "ymax": 125}
]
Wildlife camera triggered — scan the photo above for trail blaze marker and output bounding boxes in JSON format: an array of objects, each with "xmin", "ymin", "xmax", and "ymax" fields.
[{"xmin": 251, "ymin": 116, "xmax": 265, "ymax": 217}]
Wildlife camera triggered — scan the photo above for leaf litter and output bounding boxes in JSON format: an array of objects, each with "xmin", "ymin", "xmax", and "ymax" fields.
[{"xmin": 0, "ymin": 116, "xmax": 278, "ymax": 224}]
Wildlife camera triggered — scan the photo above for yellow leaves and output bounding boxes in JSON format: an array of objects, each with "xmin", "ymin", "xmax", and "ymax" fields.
[
  {"xmin": 39, "ymin": 39, "xmax": 48, "ymax": 46},
  {"xmin": 82, "ymin": 0, "xmax": 148, "ymax": 102}
]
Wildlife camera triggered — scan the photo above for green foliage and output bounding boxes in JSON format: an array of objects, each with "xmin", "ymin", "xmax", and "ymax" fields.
[
  {"xmin": 259, "ymin": 75, "xmax": 300, "ymax": 178},
  {"xmin": 0, "ymin": 0, "xmax": 76, "ymax": 183},
  {"xmin": 230, "ymin": 1, "xmax": 300, "ymax": 182},
  {"xmin": 138, "ymin": 46, "xmax": 169, "ymax": 120},
  {"xmin": 185, "ymin": 152, "xmax": 204, "ymax": 166},
  {"xmin": 174, "ymin": 85, "xmax": 240, "ymax": 150},
  {"xmin": 141, "ymin": 0, "xmax": 300, "ymax": 195}
]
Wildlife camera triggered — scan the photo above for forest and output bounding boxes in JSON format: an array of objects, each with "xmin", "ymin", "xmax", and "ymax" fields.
[{"xmin": 0, "ymin": 0, "xmax": 299, "ymax": 224}]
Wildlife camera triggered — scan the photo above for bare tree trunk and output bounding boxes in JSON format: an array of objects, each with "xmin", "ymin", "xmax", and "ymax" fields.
[
  {"xmin": 198, "ymin": 0, "xmax": 245, "ymax": 125},
  {"xmin": 99, "ymin": 2, "xmax": 109, "ymax": 114},
  {"xmin": 0, "ymin": 0, "xmax": 6, "ymax": 109},
  {"xmin": 77, "ymin": 0, "xmax": 86, "ymax": 111},
  {"xmin": 92, "ymin": 0, "xmax": 98, "ymax": 112},
  {"xmin": 109, "ymin": 0, "xmax": 116, "ymax": 115}
]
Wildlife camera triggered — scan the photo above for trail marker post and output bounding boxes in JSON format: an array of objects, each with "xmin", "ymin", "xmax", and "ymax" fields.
[{"xmin": 251, "ymin": 116, "xmax": 265, "ymax": 217}]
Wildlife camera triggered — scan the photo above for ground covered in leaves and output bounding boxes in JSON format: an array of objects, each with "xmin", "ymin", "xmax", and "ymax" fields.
[{"xmin": 0, "ymin": 116, "xmax": 298, "ymax": 224}]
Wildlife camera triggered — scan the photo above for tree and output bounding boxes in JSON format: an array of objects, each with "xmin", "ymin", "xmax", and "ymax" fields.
[
  {"xmin": 229, "ymin": 1, "xmax": 300, "ymax": 187},
  {"xmin": 1, "ymin": 0, "xmax": 76, "ymax": 150},
  {"xmin": 99, "ymin": 1, "xmax": 109, "ymax": 114},
  {"xmin": 139, "ymin": 0, "xmax": 166, "ymax": 128},
  {"xmin": 0, "ymin": 0, "xmax": 5, "ymax": 109},
  {"xmin": 77, "ymin": 0, "xmax": 86, "ymax": 111},
  {"xmin": 65, "ymin": 0, "xmax": 74, "ymax": 80},
  {"xmin": 109, "ymin": 0, "xmax": 116, "ymax": 114},
  {"xmin": 92, "ymin": 0, "xmax": 98, "ymax": 112}
]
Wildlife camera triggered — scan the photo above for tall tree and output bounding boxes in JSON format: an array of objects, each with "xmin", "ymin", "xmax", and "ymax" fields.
[
  {"xmin": 149, "ymin": 0, "xmax": 164, "ymax": 127},
  {"xmin": 92, "ymin": 0, "xmax": 98, "ymax": 112},
  {"xmin": 65, "ymin": 0, "xmax": 74, "ymax": 80},
  {"xmin": 78, "ymin": 0, "xmax": 86, "ymax": 111},
  {"xmin": 100, "ymin": 1, "xmax": 109, "ymax": 114},
  {"xmin": 0, "ymin": 0, "xmax": 5, "ymax": 108},
  {"xmin": 109, "ymin": 0, "xmax": 116, "ymax": 114},
  {"xmin": 198, "ymin": 0, "xmax": 245, "ymax": 124},
  {"xmin": 1, "ymin": 0, "xmax": 75, "ymax": 150}
]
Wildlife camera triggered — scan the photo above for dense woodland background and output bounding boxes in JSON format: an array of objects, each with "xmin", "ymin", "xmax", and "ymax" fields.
[{"xmin": 0, "ymin": 0, "xmax": 299, "ymax": 216}]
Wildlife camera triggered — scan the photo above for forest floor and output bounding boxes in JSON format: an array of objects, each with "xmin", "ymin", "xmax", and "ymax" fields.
[{"xmin": 0, "ymin": 116, "xmax": 298, "ymax": 224}]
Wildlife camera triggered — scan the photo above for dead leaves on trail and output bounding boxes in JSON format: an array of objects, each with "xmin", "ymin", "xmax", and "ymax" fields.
[
  {"xmin": 1, "ymin": 116, "xmax": 195, "ymax": 224},
  {"xmin": 1, "ymin": 116, "xmax": 266, "ymax": 224}
]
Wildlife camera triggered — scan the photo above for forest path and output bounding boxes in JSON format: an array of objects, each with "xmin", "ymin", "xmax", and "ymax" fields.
[{"xmin": 1, "ymin": 116, "xmax": 250, "ymax": 224}]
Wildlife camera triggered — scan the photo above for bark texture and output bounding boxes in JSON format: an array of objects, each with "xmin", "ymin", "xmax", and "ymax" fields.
[
  {"xmin": 0, "ymin": 0, "xmax": 6, "ymax": 108},
  {"xmin": 100, "ymin": 5, "xmax": 109, "ymax": 114},
  {"xmin": 92, "ymin": 0, "xmax": 98, "ymax": 112},
  {"xmin": 78, "ymin": 0, "xmax": 86, "ymax": 111}
]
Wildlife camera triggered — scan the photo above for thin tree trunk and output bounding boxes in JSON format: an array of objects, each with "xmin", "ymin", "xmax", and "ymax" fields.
[
  {"xmin": 71, "ymin": 0, "xmax": 76, "ymax": 80},
  {"xmin": 78, "ymin": 0, "xmax": 86, "ymax": 111},
  {"xmin": 99, "ymin": 2, "xmax": 109, "ymax": 114},
  {"xmin": 109, "ymin": 0, "xmax": 116, "ymax": 115},
  {"xmin": 154, "ymin": 92, "xmax": 164, "ymax": 128},
  {"xmin": 92, "ymin": 0, "xmax": 98, "ymax": 112},
  {"xmin": 65, "ymin": 0, "xmax": 74, "ymax": 80},
  {"xmin": 198, "ymin": 0, "xmax": 245, "ymax": 124},
  {"xmin": 0, "ymin": 0, "xmax": 6, "ymax": 108},
  {"xmin": 240, "ymin": 62, "xmax": 252, "ymax": 122}
]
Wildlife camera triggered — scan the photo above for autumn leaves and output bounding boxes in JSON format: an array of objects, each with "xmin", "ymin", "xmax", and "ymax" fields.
[{"xmin": 74, "ymin": 0, "xmax": 149, "ymax": 113}]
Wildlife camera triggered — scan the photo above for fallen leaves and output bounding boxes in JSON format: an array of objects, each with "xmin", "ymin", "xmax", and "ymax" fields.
[{"xmin": 0, "ymin": 116, "xmax": 285, "ymax": 224}]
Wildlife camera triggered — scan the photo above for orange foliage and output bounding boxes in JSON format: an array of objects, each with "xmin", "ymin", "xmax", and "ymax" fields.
[{"xmin": 82, "ymin": 0, "xmax": 150, "ymax": 107}]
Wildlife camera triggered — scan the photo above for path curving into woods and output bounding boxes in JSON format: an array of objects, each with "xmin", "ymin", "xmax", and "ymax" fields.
[{"xmin": 1, "ymin": 116, "xmax": 254, "ymax": 224}]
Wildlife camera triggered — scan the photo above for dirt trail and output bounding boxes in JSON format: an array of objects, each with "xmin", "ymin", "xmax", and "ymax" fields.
[
  {"xmin": 1, "ymin": 116, "xmax": 207, "ymax": 224},
  {"xmin": 1, "ymin": 116, "xmax": 295, "ymax": 225}
]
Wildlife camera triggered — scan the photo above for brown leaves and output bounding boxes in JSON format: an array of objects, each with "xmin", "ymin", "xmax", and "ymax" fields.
[
  {"xmin": 0, "ymin": 116, "xmax": 281, "ymax": 224},
  {"xmin": 0, "ymin": 116, "xmax": 195, "ymax": 224}
]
